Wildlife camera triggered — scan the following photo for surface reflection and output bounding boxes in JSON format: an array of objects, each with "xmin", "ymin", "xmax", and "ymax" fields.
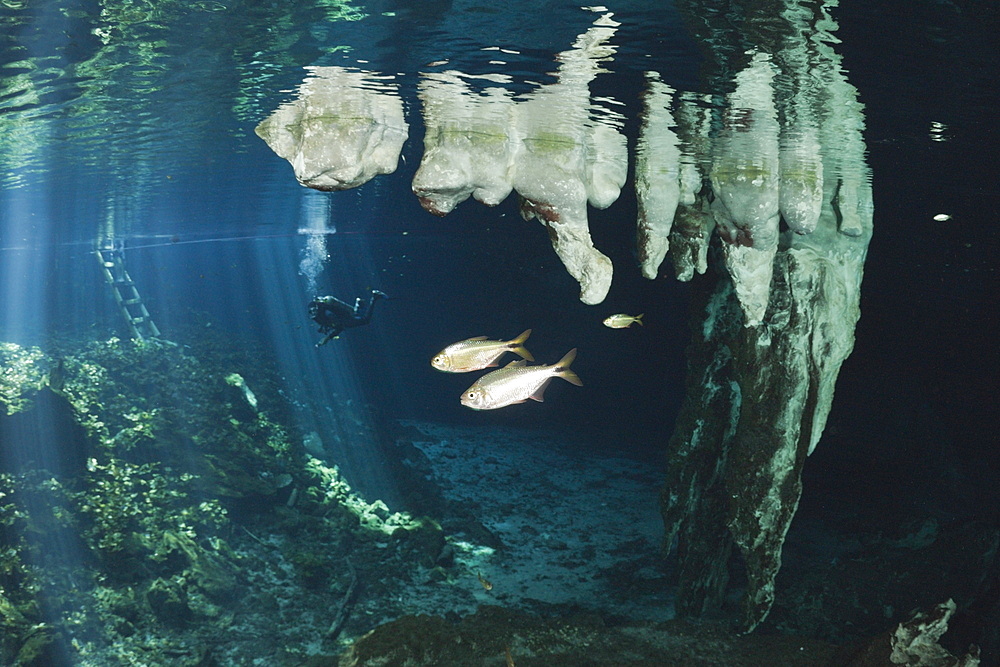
[
  {"xmin": 413, "ymin": 10, "xmax": 626, "ymax": 305},
  {"xmin": 0, "ymin": 0, "xmax": 365, "ymax": 189},
  {"xmin": 255, "ymin": 66, "xmax": 408, "ymax": 192},
  {"xmin": 637, "ymin": 44, "xmax": 871, "ymax": 325}
]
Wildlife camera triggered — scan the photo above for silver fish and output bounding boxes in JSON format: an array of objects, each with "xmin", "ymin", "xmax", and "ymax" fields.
[
  {"xmin": 460, "ymin": 349, "xmax": 582, "ymax": 410},
  {"xmin": 602, "ymin": 313, "xmax": 644, "ymax": 329},
  {"xmin": 431, "ymin": 329, "xmax": 533, "ymax": 373}
]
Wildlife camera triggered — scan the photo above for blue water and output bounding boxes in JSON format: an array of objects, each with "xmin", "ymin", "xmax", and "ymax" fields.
[
  {"xmin": 1, "ymin": 0, "xmax": 998, "ymax": 663},
  {"xmin": 0, "ymin": 0, "xmax": 700, "ymax": 463}
]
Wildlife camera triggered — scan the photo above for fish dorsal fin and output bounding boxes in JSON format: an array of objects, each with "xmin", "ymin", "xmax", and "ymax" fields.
[
  {"xmin": 503, "ymin": 359, "xmax": 528, "ymax": 368},
  {"xmin": 467, "ymin": 336, "xmax": 489, "ymax": 341}
]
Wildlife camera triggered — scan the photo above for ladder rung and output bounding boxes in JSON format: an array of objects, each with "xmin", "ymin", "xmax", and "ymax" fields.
[{"xmin": 99, "ymin": 246, "xmax": 159, "ymax": 338}]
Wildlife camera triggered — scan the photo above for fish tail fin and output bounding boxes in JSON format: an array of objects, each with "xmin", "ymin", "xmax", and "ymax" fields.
[
  {"xmin": 635, "ymin": 314, "xmax": 644, "ymax": 326},
  {"xmin": 510, "ymin": 328, "xmax": 534, "ymax": 361},
  {"xmin": 555, "ymin": 348, "xmax": 583, "ymax": 386}
]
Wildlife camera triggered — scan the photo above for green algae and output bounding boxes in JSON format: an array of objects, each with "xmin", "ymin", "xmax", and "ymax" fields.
[{"xmin": 0, "ymin": 335, "xmax": 441, "ymax": 665}]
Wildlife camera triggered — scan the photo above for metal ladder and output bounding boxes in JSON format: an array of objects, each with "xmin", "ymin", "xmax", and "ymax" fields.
[{"xmin": 95, "ymin": 245, "xmax": 161, "ymax": 340}]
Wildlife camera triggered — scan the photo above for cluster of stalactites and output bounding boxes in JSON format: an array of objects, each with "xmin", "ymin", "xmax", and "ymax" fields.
[
  {"xmin": 254, "ymin": 30, "xmax": 872, "ymax": 324},
  {"xmin": 411, "ymin": 12, "xmax": 627, "ymax": 306},
  {"xmin": 636, "ymin": 53, "xmax": 872, "ymax": 326},
  {"xmin": 636, "ymin": 51, "xmax": 873, "ymax": 326},
  {"xmin": 658, "ymin": 31, "xmax": 875, "ymax": 635},
  {"xmin": 254, "ymin": 12, "xmax": 628, "ymax": 306}
]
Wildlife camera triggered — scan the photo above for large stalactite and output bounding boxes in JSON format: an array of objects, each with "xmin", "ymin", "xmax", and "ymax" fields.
[
  {"xmin": 412, "ymin": 10, "xmax": 627, "ymax": 306},
  {"xmin": 656, "ymin": 0, "xmax": 873, "ymax": 631}
]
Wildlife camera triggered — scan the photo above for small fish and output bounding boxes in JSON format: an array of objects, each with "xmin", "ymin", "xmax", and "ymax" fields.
[
  {"xmin": 431, "ymin": 329, "xmax": 534, "ymax": 373},
  {"xmin": 477, "ymin": 572, "xmax": 493, "ymax": 591},
  {"xmin": 460, "ymin": 349, "xmax": 582, "ymax": 410},
  {"xmin": 603, "ymin": 313, "xmax": 644, "ymax": 329},
  {"xmin": 505, "ymin": 646, "xmax": 515, "ymax": 667}
]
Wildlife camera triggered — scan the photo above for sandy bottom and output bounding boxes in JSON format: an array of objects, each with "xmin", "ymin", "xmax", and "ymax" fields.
[{"xmin": 354, "ymin": 420, "xmax": 675, "ymax": 626}]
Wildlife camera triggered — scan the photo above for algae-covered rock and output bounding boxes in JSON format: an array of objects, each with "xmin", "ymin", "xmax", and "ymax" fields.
[
  {"xmin": 0, "ymin": 589, "xmax": 30, "ymax": 627},
  {"xmin": 145, "ymin": 577, "xmax": 192, "ymax": 628},
  {"xmin": 0, "ymin": 343, "xmax": 49, "ymax": 416},
  {"xmin": 225, "ymin": 373, "xmax": 258, "ymax": 412},
  {"xmin": 339, "ymin": 605, "xmax": 840, "ymax": 666},
  {"xmin": 13, "ymin": 625, "xmax": 66, "ymax": 667},
  {"xmin": 1, "ymin": 337, "xmax": 268, "ymax": 660},
  {"xmin": 298, "ymin": 456, "xmax": 447, "ymax": 566},
  {"xmin": 0, "ymin": 387, "xmax": 91, "ymax": 476},
  {"xmin": 0, "ymin": 343, "xmax": 91, "ymax": 476},
  {"xmin": 1, "ymin": 335, "xmax": 439, "ymax": 664}
]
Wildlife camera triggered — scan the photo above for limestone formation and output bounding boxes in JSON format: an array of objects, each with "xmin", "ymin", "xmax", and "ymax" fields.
[
  {"xmin": 255, "ymin": 66, "xmax": 408, "ymax": 191},
  {"xmin": 635, "ymin": 74, "xmax": 682, "ymax": 280},
  {"xmin": 412, "ymin": 12, "xmax": 627, "ymax": 305},
  {"xmin": 659, "ymin": 0, "xmax": 874, "ymax": 632},
  {"xmin": 709, "ymin": 52, "xmax": 782, "ymax": 327}
]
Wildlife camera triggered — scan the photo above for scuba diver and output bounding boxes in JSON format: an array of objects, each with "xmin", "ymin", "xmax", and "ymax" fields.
[{"xmin": 309, "ymin": 288, "xmax": 387, "ymax": 346}]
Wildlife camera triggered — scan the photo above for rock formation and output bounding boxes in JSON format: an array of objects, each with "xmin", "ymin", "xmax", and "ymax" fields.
[
  {"xmin": 252, "ymin": 0, "xmax": 875, "ymax": 635},
  {"xmin": 657, "ymin": 0, "xmax": 874, "ymax": 632},
  {"xmin": 255, "ymin": 66, "xmax": 408, "ymax": 191},
  {"xmin": 412, "ymin": 11, "xmax": 627, "ymax": 305}
]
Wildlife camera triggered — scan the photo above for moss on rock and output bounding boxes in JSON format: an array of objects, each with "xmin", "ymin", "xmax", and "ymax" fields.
[{"xmin": 0, "ymin": 334, "xmax": 446, "ymax": 664}]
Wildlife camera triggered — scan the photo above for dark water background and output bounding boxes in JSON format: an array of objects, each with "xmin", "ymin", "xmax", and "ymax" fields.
[
  {"xmin": 810, "ymin": 1, "xmax": 1000, "ymax": 521},
  {"xmin": 1, "ymin": 0, "xmax": 998, "ymax": 510}
]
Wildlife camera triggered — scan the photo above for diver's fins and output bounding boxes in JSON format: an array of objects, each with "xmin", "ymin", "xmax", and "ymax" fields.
[{"xmin": 317, "ymin": 331, "xmax": 339, "ymax": 347}]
